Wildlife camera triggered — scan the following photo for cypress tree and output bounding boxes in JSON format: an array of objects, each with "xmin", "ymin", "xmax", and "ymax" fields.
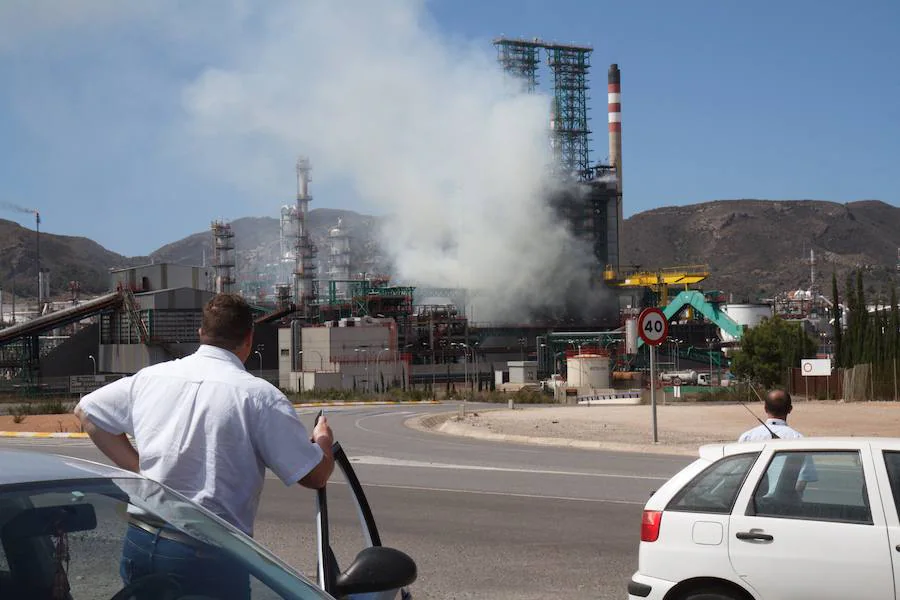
[
  {"xmin": 856, "ymin": 271, "xmax": 868, "ymax": 363},
  {"xmin": 890, "ymin": 286, "xmax": 899, "ymax": 362},
  {"xmin": 832, "ymin": 273, "xmax": 842, "ymax": 367},
  {"xmin": 844, "ymin": 273, "xmax": 857, "ymax": 366}
]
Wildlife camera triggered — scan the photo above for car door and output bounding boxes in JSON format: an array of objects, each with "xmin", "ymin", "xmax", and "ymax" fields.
[
  {"xmin": 871, "ymin": 443, "xmax": 900, "ymax": 600},
  {"xmin": 316, "ymin": 442, "xmax": 415, "ymax": 600},
  {"xmin": 728, "ymin": 446, "xmax": 894, "ymax": 600}
]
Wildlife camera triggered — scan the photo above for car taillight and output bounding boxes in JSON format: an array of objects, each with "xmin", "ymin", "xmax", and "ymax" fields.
[{"xmin": 641, "ymin": 510, "xmax": 662, "ymax": 542}]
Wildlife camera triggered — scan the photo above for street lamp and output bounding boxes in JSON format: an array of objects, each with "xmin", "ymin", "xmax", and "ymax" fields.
[
  {"xmin": 253, "ymin": 349, "xmax": 263, "ymax": 374},
  {"xmin": 375, "ymin": 347, "xmax": 390, "ymax": 393},
  {"xmin": 299, "ymin": 350, "xmax": 325, "ymax": 371},
  {"xmin": 88, "ymin": 354, "xmax": 96, "ymax": 375},
  {"xmin": 452, "ymin": 342, "xmax": 472, "ymax": 401},
  {"xmin": 355, "ymin": 347, "xmax": 370, "ymax": 393}
]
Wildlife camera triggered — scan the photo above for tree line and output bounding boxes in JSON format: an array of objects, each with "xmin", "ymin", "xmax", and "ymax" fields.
[{"xmin": 832, "ymin": 271, "xmax": 900, "ymax": 369}]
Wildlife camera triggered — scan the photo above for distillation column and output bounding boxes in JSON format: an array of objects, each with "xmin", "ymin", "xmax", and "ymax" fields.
[{"xmin": 293, "ymin": 157, "xmax": 317, "ymax": 315}]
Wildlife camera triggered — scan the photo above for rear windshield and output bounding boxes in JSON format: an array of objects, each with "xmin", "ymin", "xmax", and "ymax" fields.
[{"xmin": 666, "ymin": 452, "xmax": 759, "ymax": 514}]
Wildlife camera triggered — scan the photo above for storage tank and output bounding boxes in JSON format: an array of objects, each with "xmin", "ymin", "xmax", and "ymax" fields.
[
  {"xmin": 566, "ymin": 354, "xmax": 610, "ymax": 388},
  {"xmin": 722, "ymin": 303, "xmax": 773, "ymax": 342},
  {"xmin": 625, "ymin": 318, "xmax": 638, "ymax": 354}
]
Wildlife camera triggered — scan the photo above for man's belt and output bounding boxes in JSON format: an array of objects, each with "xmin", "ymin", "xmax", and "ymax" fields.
[{"xmin": 127, "ymin": 516, "xmax": 208, "ymax": 550}]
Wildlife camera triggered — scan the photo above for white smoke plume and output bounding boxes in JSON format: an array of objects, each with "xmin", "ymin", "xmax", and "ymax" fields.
[{"xmin": 178, "ymin": 0, "xmax": 602, "ymax": 321}]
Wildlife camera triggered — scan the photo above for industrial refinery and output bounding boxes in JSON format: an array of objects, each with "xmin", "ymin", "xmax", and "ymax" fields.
[{"xmin": 0, "ymin": 39, "xmax": 838, "ymax": 402}]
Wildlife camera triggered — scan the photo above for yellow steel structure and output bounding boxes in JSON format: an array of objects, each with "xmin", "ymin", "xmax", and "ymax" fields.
[{"xmin": 604, "ymin": 264, "xmax": 710, "ymax": 306}]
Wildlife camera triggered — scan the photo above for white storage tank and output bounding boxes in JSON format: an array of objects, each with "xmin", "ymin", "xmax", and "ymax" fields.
[
  {"xmin": 722, "ymin": 303, "xmax": 773, "ymax": 342},
  {"xmin": 625, "ymin": 318, "xmax": 638, "ymax": 354},
  {"xmin": 566, "ymin": 354, "xmax": 610, "ymax": 389}
]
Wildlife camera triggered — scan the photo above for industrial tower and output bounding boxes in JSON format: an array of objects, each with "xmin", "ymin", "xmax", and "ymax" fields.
[
  {"xmin": 210, "ymin": 220, "xmax": 236, "ymax": 294},
  {"xmin": 494, "ymin": 38, "xmax": 540, "ymax": 92},
  {"xmin": 293, "ymin": 157, "xmax": 317, "ymax": 316},
  {"xmin": 494, "ymin": 37, "xmax": 619, "ymax": 274},
  {"xmin": 493, "ymin": 38, "xmax": 593, "ymax": 180}
]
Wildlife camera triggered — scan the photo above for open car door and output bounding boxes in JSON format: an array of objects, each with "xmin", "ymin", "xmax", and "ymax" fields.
[{"xmin": 316, "ymin": 441, "xmax": 416, "ymax": 600}]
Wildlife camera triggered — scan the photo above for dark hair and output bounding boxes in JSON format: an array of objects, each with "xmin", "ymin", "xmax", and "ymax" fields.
[
  {"xmin": 200, "ymin": 294, "xmax": 253, "ymax": 350},
  {"xmin": 764, "ymin": 389, "xmax": 792, "ymax": 419}
]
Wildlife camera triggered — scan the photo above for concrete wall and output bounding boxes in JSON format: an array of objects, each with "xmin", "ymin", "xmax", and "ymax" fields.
[
  {"xmin": 135, "ymin": 288, "xmax": 216, "ymax": 310},
  {"xmin": 508, "ymin": 361, "xmax": 538, "ymax": 384},
  {"xmin": 110, "ymin": 264, "xmax": 213, "ymax": 293}
]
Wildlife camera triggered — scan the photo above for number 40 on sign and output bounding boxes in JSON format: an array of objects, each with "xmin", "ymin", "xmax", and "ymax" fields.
[{"xmin": 638, "ymin": 307, "xmax": 668, "ymax": 346}]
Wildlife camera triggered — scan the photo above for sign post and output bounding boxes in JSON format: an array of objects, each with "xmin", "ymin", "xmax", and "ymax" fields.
[
  {"xmin": 638, "ymin": 307, "xmax": 669, "ymax": 443},
  {"xmin": 800, "ymin": 358, "xmax": 832, "ymax": 401}
]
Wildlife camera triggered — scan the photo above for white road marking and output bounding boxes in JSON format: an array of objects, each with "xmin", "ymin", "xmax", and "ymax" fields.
[
  {"xmin": 261, "ymin": 474, "xmax": 642, "ymax": 504},
  {"xmin": 348, "ymin": 455, "xmax": 668, "ymax": 481},
  {"xmin": 346, "ymin": 481, "xmax": 645, "ymax": 505}
]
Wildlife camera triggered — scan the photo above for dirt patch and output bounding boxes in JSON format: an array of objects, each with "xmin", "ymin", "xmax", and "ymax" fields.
[
  {"xmin": 0, "ymin": 414, "xmax": 83, "ymax": 433},
  {"xmin": 443, "ymin": 401, "xmax": 900, "ymax": 455}
]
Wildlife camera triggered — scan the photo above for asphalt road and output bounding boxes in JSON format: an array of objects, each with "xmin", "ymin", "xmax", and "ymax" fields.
[{"xmin": 0, "ymin": 403, "xmax": 695, "ymax": 599}]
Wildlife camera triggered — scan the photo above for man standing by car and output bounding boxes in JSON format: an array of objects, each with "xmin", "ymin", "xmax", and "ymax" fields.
[
  {"xmin": 75, "ymin": 293, "xmax": 334, "ymax": 598},
  {"xmin": 738, "ymin": 388, "xmax": 817, "ymax": 494}
]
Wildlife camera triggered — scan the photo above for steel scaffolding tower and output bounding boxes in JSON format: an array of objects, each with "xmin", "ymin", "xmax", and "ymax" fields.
[
  {"xmin": 493, "ymin": 38, "xmax": 540, "ymax": 92},
  {"xmin": 546, "ymin": 44, "xmax": 592, "ymax": 178},
  {"xmin": 211, "ymin": 220, "xmax": 236, "ymax": 294},
  {"xmin": 492, "ymin": 38, "xmax": 593, "ymax": 180}
]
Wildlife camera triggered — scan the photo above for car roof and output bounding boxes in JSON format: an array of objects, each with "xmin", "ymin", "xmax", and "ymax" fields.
[
  {"xmin": 0, "ymin": 449, "xmax": 143, "ymax": 485},
  {"xmin": 699, "ymin": 437, "xmax": 900, "ymax": 460}
]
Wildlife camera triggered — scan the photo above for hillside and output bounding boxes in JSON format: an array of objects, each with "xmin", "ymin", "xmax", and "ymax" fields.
[
  {"xmin": 621, "ymin": 199, "xmax": 900, "ymax": 301},
  {"xmin": 0, "ymin": 219, "xmax": 143, "ymax": 299},
  {"xmin": 1, "ymin": 200, "xmax": 897, "ymax": 305}
]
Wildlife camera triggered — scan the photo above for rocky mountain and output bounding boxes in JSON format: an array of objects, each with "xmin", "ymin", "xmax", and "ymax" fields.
[
  {"xmin": 621, "ymin": 199, "xmax": 900, "ymax": 302},
  {"xmin": 0, "ymin": 218, "xmax": 145, "ymax": 299},
  {"xmin": 1, "ymin": 200, "xmax": 897, "ymax": 305}
]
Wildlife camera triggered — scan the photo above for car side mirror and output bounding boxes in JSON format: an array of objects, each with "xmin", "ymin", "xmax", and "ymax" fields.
[{"xmin": 335, "ymin": 546, "xmax": 417, "ymax": 597}]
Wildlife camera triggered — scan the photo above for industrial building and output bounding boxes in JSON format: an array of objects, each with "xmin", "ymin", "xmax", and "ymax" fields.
[{"xmin": 0, "ymin": 36, "xmax": 810, "ymax": 402}]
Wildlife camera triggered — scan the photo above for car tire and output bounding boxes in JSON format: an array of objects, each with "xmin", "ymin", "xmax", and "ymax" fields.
[{"xmin": 678, "ymin": 587, "xmax": 742, "ymax": 600}]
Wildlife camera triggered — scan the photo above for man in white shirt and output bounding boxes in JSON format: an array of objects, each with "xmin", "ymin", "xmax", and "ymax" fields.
[
  {"xmin": 76, "ymin": 293, "xmax": 333, "ymax": 599},
  {"xmin": 739, "ymin": 388, "xmax": 817, "ymax": 495}
]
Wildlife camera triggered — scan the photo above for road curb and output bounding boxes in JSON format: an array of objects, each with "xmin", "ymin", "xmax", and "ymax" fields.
[
  {"xmin": 0, "ymin": 402, "xmax": 441, "ymax": 441},
  {"xmin": 0, "ymin": 431, "xmax": 89, "ymax": 439},
  {"xmin": 292, "ymin": 400, "xmax": 441, "ymax": 408},
  {"xmin": 405, "ymin": 411, "xmax": 696, "ymax": 456}
]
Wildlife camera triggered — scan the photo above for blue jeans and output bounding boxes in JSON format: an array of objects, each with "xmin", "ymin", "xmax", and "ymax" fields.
[{"xmin": 120, "ymin": 524, "xmax": 250, "ymax": 600}]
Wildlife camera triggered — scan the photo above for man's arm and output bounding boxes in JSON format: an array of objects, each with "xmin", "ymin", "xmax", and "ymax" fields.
[
  {"xmin": 299, "ymin": 416, "xmax": 335, "ymax": 489},
  {"xmin": 74, "ymin": 405, "xmax": 140, "ymax": 473}
]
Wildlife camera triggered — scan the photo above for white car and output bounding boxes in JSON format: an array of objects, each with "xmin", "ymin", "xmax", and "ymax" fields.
[
  {"xmin": 0, "ymin": 444, "xmax": 416, "ymax": 599},
  {"xmin": 628, "ymin": 437, "xmax": 900, "ymax": 600}
]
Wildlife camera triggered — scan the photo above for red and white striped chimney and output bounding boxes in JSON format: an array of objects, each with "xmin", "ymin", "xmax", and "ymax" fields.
[
  {"xmin": 608, "ymin": 63, "xmax": 622, "ymax": 186},
  {"xmin": 608, "ymin": 63, "xmax": 623, "ymax": 272}
]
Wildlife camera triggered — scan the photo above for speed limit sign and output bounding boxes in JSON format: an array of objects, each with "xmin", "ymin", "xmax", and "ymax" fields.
[{"xmin": 638, "ymin": 307, "xmax": 668, "ymax": 346}]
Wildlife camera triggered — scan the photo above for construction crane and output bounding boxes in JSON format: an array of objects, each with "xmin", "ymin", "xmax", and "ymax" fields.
[{"xmin": 604, "ymin": 264, "xmax": 710, "ymax": 306}]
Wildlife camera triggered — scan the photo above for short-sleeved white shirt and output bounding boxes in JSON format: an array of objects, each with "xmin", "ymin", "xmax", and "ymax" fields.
[
  {"xmin": 739, "ymin": 418, "xmax": 817, "ymax": 483},
  {"xmin": 76, "ymin": 345, "xmax": 323, "ymax": 535},
  {"xmin": 738, "ymin": 418, "xmax": 803, "ymax": 442}
]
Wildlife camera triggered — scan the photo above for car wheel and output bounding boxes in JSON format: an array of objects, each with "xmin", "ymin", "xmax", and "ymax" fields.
[{"xmin": 679, "ymin": 587, "xmax": 742, "ymax": 600}]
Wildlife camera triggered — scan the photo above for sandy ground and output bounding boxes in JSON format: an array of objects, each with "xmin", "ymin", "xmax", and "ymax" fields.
[
  {"xmin": 0, "ymin": 413, "xmax": 83, "ymax": 433},
  {"xmin": 5, "ymin": 401, "xmax": 900, "ymax": 452},
  {"xmin": 443, "ymin": 401, "xmax": 900, "ymax": 455}
]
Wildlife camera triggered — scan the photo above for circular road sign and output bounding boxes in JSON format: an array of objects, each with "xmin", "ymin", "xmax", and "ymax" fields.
[{"xmin": 638, "ymin": 307, "xmax": 668, "ymax": 346}]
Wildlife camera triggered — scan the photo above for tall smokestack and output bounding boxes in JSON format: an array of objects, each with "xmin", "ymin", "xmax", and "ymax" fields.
[{"xmin": 607, "ymin": 64, "xmax": 622, "ymax": 270}]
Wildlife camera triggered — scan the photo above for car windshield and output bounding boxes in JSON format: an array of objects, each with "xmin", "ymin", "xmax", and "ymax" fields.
[{"xmin": 0, "ymin": 477, "xmax": 332, "ymax": 600}]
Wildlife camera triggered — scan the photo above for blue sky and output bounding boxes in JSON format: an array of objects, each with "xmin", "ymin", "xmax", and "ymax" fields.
[{"xmin": 1, "ymin": 0, "xmax": 898, "ymax": 257}]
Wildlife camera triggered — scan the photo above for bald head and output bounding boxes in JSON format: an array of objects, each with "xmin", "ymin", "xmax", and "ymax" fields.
[{"xmin": 764, "ymin": 389, "xmax": 792, "ymax": 419}]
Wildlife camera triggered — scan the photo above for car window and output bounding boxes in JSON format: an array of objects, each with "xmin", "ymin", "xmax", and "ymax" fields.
[
  {"xmin": 666, "ymin": 453, "xmax": 759, "ymax": 514},
  {"xmin": 749, "ymin": 450, "xmax": 871, "ymax": 524},
  {"xmin": 0, "ymin": 479, "xmax": 331, "ymax": 600},
  {"xmin": 881, "ymin": 451, "xmax": 900, "ymax": 516}
]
